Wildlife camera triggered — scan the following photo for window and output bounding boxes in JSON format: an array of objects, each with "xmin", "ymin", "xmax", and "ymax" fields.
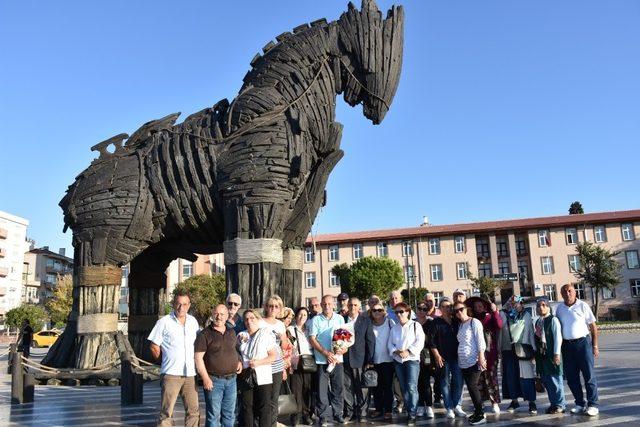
[
  {"xmin": 433, "ymin": 292, "xmax": 444, "ymax": 306},
  {"xmin": 376, "ymin": 242, "xmax": 388, "ymax": 257},
  {"xmin": 498, "ymin": 261, "xmax": 510, "ymax": 274},
  {"xmin": 456, "ymin": 262, "xmax": 468, "ymax": 280},
  {"xmin": 541, "ymin": 256, "xmax": 554, "ymax": 275},
  {"xmin": 328, "ymin": 245, "xmax": 339, "ymax": 261},
  {"xmin": 476, "ymin": 239, "xmax": 490, "ymax": 258},
  {"xmin": 538, "ymin": 230, "xmax": 550, "ymax": 247},
  {"xmin": 454, "ymin": 236, "xmax": 465, "ymax": 253},
  {"xmin": 517, "ymin": 260, "xmax": 529, "ymax": 276},
  {"xmin": 182, "ymin": 262, "xmax": 193, "ymax": 279},
  {"xmin": 121, "ymin": 265, "xmax": 129, "ymax": 279},
  {"xmin": 594, "ymin": 226, "xmax": 607, "ymax": 243},
  {"xmin": 575, "ymin": 283, "xmax": 586, "ymax": 300},
  {"xmin": 626, "ymin": 250, "xmax": 640, "ymax": 269},
  {"xmin": 565, "ymin": 228, "xmax": 579, "ymax": 245},
  {"xmin": 305, "ymin": 246, "xmax": 315, "ymax": 263},
  {"xmin": 329, "ymin": 271, "xmax": 340, "ymax": 287},
  {"xmin": 404, "ymin": 265, "xmax": 415, "ymax": 284},
  {"xmin": 496, "ymin": 239, "xmax": 509, "ymax": 257},
  {"xmin": 46, "ymin": 258, "xmax": 54, "ymax": 268},
  {"xmin": 429, "ymin": 238, "xmax": 441, "ymax": 255},
  {"xmin": 515, "ymin": 237, "xmax": 527, "ymax": 256},
  {"xmin": 631, "ymin": 279, "xmax": 640, "ymax": 297},
  {"xmin": 353, "ymin": 243, "xmax": 363, "ymax": 260},
  {"xmin": 402, "ymin": 241, "xmax": 413, "ymax": 257},
  {"xmin": 305, "ymin": 272, "xmax": 316, "ymax": 288},
  {"xmin": 568, "ymin": 255, "xmax": 581, "ymax": 272},
  {"xmin": 602, "ymin": 287, "xmax": 615, "ymax": 299},
  {"xmin": 478, "ymin": 263, "xmax": 492, "ymax": 278},
  {"xmin": 46, "ymin": 273, "xmax": 57, "ymax": 284},
  {"xmin": 622, "ymin": 223, "xmax": 635, "ymax": 241},
  {"xmin": 544, "ymin": 284, "xmax": 557, "ymax": 301},
  {"xmin": 430, "ymin": 264, "xmax": 443, "ymax": 281}
]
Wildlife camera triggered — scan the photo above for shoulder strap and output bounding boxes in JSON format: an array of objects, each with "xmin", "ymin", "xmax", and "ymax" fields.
[{"xmin": 294, "ymin": 326, "xmax": 301, "ymax": 354}]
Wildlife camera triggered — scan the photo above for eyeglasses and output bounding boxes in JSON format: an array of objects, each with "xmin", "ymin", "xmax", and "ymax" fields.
[
  {"xmin": 227, "ymin": 302, "xmax": 240, "ymax": 307},
  {"xmin": 395, "ymin": 310, "xmax": 407, "ymax": 315},
  {"xmin": 417, "ymin": 307, "xmax": 428, "ymax": 312},
  {"xmin": 454, "ymin": 307, "xmax": 466, "ymax": 314},
  {"xmin": 348, "ymin": 304, "xmax": 360, "ymax": 307},
  {"xmin": 372, "ymin": 308, "xmax": 385, "ymax": 313}
]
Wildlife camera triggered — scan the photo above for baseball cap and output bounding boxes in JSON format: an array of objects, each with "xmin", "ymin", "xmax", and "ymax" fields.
[
  {"xmin": 337, "ymin": 292, "xmax": 349, "ymax": 300},
  {"xmin": 453, "ymin": 288, "xmax": 466, "ymax": 295}
]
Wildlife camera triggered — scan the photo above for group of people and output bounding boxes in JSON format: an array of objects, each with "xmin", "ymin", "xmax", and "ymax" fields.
[{"xmin": 148, "ymin": 282, "xmax": 600, "ymax": 426}]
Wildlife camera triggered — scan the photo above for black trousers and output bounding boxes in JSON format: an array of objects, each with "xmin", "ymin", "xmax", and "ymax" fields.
[
  {"xmin": 373, "ymin": 362, "xmax": 395, "ymax": 414},
  {"xmin": 418, "ymin": 363, "xmax": 434, "ymax": 407},
  {"xmin": 270, "ymin": 371, "xmax": 283, "ymax": 426},
  {"xmin": 239, "ymin": 379, "xmax": 272, "ymax": 427},
  {"xmin": 461, "ymin": 365, "xmax": 483, "ymax": 416},
  {"xmin": 344, "ymin": 365, "xmax": 366, "ymax": 418},
  {"xmin": 290, "ymin": 368, "xmax": 313, "ymax": 417}
]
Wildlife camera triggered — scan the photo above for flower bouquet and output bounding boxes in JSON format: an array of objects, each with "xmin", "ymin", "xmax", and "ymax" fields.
[{"xmin": 327, "ymin": 326, "xmax": 354, "ymax": 372}]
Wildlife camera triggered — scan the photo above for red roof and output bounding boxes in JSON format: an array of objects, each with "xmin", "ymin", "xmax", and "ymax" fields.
[{"xmin": 305, "ymin": 209, "xmax": 640, "ymax": 245}]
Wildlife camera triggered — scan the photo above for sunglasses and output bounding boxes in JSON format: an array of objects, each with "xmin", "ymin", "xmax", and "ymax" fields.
[
  {"xmin": 348, "ymin": 304, "xmax": 360, "ymax": 307},
  {"xmin": 372, "ymin": 308, "xmax": 385, "ymax": 313},
  {"xmin": 454, "ymin": 307, "xmax": 466, "ymax": 314},
  {"xmin": 227, "ymin": 302, "xmax": 240, "ymax": 307},
  {"xmin": 417, "ymin": 307, "xmax": 428, "ymax": 312},
  {"xmin": 395, "ymin": 310, "xmax": 407, "ymax": 315}
]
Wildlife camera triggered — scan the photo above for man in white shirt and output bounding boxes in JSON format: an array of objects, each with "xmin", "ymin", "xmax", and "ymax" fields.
[
  {"xmin": 556, "ymin": 284, "xmax": 599, "ymax": 416},
  {"xmin": 148, "ymin": 290, "xmax": 200, "ymax": 427}
]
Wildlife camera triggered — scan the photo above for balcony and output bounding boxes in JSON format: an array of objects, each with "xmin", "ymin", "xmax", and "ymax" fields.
[
  {"xmin": 0, "ymin": 267, "xmax": 8, "ymax": 277},
  {"xmin": 0, "ymin": 228, "xmax": 7, "ymax": 239}
]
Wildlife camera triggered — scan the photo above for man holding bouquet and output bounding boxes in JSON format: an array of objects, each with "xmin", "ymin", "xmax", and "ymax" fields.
[{"xmin": 310, "ymin": 294, "xmax": 350, "ymax": 426}]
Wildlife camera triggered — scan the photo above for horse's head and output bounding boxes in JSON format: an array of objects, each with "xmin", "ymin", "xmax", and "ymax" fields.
[{"xmin": 336, "ymin": 0, "xmax": 404, "ymax": 124}]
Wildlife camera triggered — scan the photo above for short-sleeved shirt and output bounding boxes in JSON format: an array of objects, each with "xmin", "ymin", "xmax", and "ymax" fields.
[
  {"xmin": 310, "ymin": 312, "xmax": 345, "ymax": 364},
  {"xmin": 148, "ymin": 312, "xmax": 199, "ymax": 376},
  {"xmin": 194, "ymin": 324, "xmax": 240, "ymax": 376},
  {"xmin": 556, "ymin": 299, "xmax": 596, "ymax": 340},
  {"xmin": 259, "ymin": 319, "xmax": 286, "ymax": 373}
]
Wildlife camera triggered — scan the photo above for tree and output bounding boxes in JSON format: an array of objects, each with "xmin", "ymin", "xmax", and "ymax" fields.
[
  {"xmin": 172, "ymin": 274, "xmax": 226, "ymax": 326},
  {"xmin": 45, "ymin": 274, "xmax": 73, "ymax": 327},
  {"xmin": 332, "ymin": 256, "xmax": 404, "ymax": 302},
  {"xmin": 569, "ymin": 201, "xmax": 584, "ymax": 215},
  {"xmin": 403, "ymin": 287, "xmax": 429, "ymax": 307},
  {"xmin": 467, "ymin": 270, "xmax": 501, "ymax": 301},
  {"xmin": 574, "ymin": 241, "xmax": 622, "ymax": 318},
  {"xmin": 6, "ymin": 304, "xmax": 48, "ymax": 332}
]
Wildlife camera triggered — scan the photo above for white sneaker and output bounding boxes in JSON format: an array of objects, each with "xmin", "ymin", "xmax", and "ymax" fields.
[
  {"xmin": 492, "ymin": 403, "xmax": 501, "ymax": 414},
  {"xmin": 585, "ymin": 406, "xmax": 599, "ymax": 416},
  {"xmin": 454, "ymin": 405, "xmax": 468, "ymax": 417},
  {"xmin": 570, "ymin": 405, "xmax": 584, "ymax": 414},
  {"xmin": 425, "ymin": 406, "xmax": 434, "ymax": 418},
  {"xmin": 416, "ymin": 406, "xmax": 425, "ymax": 417},
  {"xmin": 446, "ymin": 409, "xmax": 455, "ymax": 419}
]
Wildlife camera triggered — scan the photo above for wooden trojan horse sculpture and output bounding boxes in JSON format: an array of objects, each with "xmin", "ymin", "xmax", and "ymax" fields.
[{"xmin": 43, "ymin": 0, "xmax": 404, "ymax": 368}]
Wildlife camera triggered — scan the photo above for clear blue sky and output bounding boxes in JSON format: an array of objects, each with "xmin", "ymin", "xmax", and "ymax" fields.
[{"xmin": 1, "ymin": 0, "xmax": 639, "ymax": 255}]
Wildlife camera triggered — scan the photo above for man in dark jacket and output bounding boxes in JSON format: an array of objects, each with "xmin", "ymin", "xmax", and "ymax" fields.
[{"xmin": 343, "ymin": 297, "xmax": 375, "ymax": 422}]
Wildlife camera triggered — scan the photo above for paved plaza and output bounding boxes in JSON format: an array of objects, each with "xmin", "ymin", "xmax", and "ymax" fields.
[{"xmin": 0, "ymin": 333, "xmax": 639, "ymax": 426}]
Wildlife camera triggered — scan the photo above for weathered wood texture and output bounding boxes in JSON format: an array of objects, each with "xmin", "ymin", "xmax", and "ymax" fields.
[{"xmin": 48, "ymin": 0, "xmax": 404, "ymax": 368}]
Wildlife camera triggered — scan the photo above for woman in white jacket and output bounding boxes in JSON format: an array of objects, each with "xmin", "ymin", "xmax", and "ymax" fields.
[{"xmin": 387, "ymin": 302, "xmax": 425, "ymax": 425}]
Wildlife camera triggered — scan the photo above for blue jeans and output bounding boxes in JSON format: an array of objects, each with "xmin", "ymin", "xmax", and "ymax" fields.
[
  {"xmin": 394, "ymin": 360, "xmax": 420, "ymax": 417},
  {"xmin": 541, "ymin": 373, "xmax": 566, "ymax": 409},
  {"xmin": 439, "ymin": 359, "xmax": 463, "ymax": 410},
  {"xmin": 562, "ymin": 336, "xmax": 598, "ymax": 407},
  {"xmin": 204, "ymin": 374, "xmax": 237, "ymax": 427}
]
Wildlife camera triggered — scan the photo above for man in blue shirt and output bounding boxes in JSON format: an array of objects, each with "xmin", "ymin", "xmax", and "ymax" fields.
[{"xmin": 310, "ymin": 295, "xmax": 347, "ymax": 426}]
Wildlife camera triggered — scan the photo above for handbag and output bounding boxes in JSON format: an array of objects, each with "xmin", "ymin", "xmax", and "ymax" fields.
[
  {"xmin": 361, "ymin": 368, "xmax": 378, "ymax": 388},
  {"xmin": 507, "ymin": 317, "xmax": 535, "ymax": 361},
  {"xmin": 535, "ymin": 377, "xmax": 546, "ymax": 393},
  {"xmin": 294, "ymin": 327, "xmax": 318, "ymax": 373},
  {"xmin": 278, "ymin": 380, "xmax": 298, "ymax": 415}
]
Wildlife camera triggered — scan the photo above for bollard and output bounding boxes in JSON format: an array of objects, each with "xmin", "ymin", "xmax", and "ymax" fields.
[
  {"xmin": 23, "ymin": 373, "xmax": 35, "ymax": 403},
  {"xmin": 11, "ymin": 351, "xmax": 24, "ymax": 404},
  {"xmin": 7, "ymin": 343, "xmax": 16, "ymax": 374},
  {"xmin": 121, "ymin": 351, "xmax": 143, "ymax": 405}
]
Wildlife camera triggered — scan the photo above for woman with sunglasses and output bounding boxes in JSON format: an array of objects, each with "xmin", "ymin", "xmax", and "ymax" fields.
[
  {"xmin": 454, "ymin": 302, "xmax": 487, "ymax": 425},
  {"xmin": 414, "ymin": 301, "xmax": 436, "ymax": 419},
  {"xmin": 369, "ymin": 301, "xmax": 395, "ymax": 421},
  {"xmin": 261, "ymin": 295, "xmax": 291, "ymax": 426},
  {"xmin": 287, "ymin": 307, "xmax": 314, "ymax": 426},
  {"xmin": 387, "ymin": 301, "xmax": 425, "ymax": 425}
]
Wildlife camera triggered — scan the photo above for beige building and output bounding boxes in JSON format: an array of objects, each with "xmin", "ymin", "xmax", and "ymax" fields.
[
  {"xmin": 301, "ymin": 209, "xmax": 640, "ymax": 318},
  {"xmin": 0, "ymin": 211, "xmax": 29, "ymax": 319},
  {"xmin": 22, "ymin": 246, "xmax": 73, "ymax": 304}
]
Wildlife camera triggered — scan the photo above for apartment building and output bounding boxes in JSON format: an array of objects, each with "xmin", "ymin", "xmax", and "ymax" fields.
[
  {"xmin": 301, "ymin": 209, "xmax": 640, "ymax": 317},
  {"xmin": 0, "ymin": 211, "xmax": 29, "ymax": 318},
  {"xmin": 22, "ymin": 246, "xmax": 73, "ymax": 304}
]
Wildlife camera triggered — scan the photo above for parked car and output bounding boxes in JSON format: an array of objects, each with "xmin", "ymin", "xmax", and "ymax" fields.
[{"xmin": 32, "ymin": 330, "xmax": 61, "ymax": 348}]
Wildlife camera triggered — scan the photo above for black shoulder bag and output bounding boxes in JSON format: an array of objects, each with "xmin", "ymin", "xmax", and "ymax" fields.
[{"xmin": 295, "ymin": 326, "xmax": 318, "ymax": 373}]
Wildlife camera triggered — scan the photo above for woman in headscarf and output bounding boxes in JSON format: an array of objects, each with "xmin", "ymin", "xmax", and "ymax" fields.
[
  {"xmin": 499, "ymin": 295, "xmax": 538, "ymax": 415},
  {"xmin": 465, "ymin": 296, "xmax": 503, "ymax": 413}
]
